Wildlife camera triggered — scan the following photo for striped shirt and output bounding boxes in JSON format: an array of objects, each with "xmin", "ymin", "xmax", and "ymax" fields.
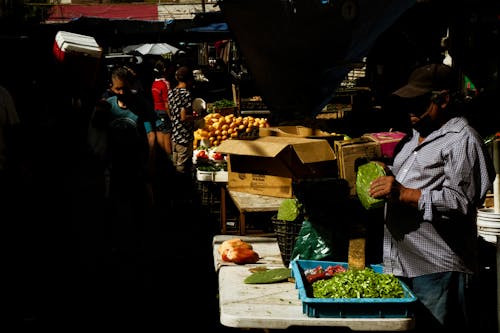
[{"xmin": 383, "ymin": 117, "xmax": 495, "ymax": 278}]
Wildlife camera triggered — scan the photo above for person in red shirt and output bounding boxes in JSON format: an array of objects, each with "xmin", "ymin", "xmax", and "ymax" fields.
[{"xmin": 151, "ymin": 59, "xmax": 172, "ymax": 157}]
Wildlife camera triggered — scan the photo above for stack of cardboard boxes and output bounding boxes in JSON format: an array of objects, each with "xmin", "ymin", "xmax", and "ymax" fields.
[
  {"xmin": 216, "ymin": 127, "xmax": 406, "ymax": 198},
  {"xmin": 216, "ymin": 135, "xmax": 338, "ymax": 198}
]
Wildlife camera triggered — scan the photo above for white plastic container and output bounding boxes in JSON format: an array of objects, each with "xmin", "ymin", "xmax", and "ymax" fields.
[{"xmin": 196, "ymin": 170, "xmax": 214, "ymax": 182}]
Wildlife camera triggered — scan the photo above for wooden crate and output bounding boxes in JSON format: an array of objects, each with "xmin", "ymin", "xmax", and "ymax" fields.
[{"xmin": 334, "ymin": 138, "xmax": 381, "ymax": 196}]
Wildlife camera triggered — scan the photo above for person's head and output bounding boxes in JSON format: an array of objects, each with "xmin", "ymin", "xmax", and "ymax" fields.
[
  {"xmin": 109, "ymin": 66, "xmax": 133, "ymax": 96},
  {"xmin": 153, "ymin": 60, "xmax": 166, "ymax": 79},
  {"xmin": 392, "ymin": 63, "xmax": 462, "ymax": 137},
  {"xmin": 175, "ymin": 66, "xmax": 193, "ymax": 85},
  {"xmin": 109, "ymin": 66, "xmax": 136, "ymax": 106}
]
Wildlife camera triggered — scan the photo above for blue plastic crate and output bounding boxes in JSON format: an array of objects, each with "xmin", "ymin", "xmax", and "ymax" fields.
[{"xmin": 291, "ymin": 260, "xmax": 417, "ymax": 318}]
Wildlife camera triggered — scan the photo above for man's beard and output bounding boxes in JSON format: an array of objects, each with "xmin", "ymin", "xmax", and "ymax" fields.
[{"xmin": 413, "ymin": 114, "xmax": 439, "ymax": 137}]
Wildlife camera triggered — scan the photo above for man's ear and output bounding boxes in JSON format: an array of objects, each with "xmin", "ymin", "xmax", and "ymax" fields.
[{"xmin": 431, "ymin": 90, "xmax": 449, "ymax": 108}]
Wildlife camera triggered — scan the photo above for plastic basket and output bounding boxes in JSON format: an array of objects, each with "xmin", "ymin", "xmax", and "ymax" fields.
[
  {"xmin": 271, "ymin": 215, "xmax": 303, "ymax": 266},
  {"xmin": 291, "ymin": 260, "xmax": 417, "ymax": 318}
]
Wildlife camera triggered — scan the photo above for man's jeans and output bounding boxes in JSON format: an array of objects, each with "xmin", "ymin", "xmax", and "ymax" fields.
[{"xmin": 400, "ymin": 271, "xmax": 473, "ymax": 332}]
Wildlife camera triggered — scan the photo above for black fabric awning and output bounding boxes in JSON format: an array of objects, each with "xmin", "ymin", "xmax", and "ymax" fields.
[
  {"xmin": 56, "ymin": 15, "xmax": 230, "ymax": 47},
  {"xmin": 219, "ymin": 0, "xmax": 416, "ymax": 121}
]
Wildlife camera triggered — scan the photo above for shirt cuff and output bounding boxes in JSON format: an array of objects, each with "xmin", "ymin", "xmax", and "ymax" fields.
[{"xmin": 418, "ymin": 188, "xmax": 433, "ymax": 221}]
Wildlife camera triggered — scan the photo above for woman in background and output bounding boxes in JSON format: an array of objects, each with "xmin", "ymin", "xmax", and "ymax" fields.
[
  {"xmin": 168, "ymin": 66, "xmax": 194, "ymax": 177},
  {"xmin": 151, "ymin": 60, "xmax": 172, "ymax": 157}
]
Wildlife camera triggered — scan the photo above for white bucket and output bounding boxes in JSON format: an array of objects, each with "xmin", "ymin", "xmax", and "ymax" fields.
[{"xmin": 477, "ymin": 208, "xmax": 500, "ymax": 243}]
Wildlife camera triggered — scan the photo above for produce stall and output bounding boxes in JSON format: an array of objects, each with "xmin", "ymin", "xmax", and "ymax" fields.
[
  {"xmin": 193, "ymin": 122, "xmax": 405, "ymax": 234},
  {"xmin": 205, "ymin": 2, "xmax": 500, "ymax": 332},
  {"xmin": 213, "ymin": 235, "xmax": 415, "ymax": 331}
]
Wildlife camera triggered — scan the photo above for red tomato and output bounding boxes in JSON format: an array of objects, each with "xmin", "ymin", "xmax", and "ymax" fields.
[
  {"xmin": 196, "ymin": 150, "xmax": 208, "ymax": 159},
  {"xmin": 212, "ymin": 152, "xmax": 224, "ymax": 160}
]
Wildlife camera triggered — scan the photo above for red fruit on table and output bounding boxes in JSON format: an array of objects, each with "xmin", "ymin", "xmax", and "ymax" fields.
[
  {"xmin": 213, "ymin": 152, "xmax": 224, "ymax": 160},
  {"xmin": 197, "ymin": 150, "xmax": 208, "ymax": 159}
]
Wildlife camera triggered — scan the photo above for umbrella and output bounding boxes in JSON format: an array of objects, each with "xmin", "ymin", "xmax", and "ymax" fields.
[{"xmin": 123, "ymin": 43, "xmax": 182, "ymax": 56}]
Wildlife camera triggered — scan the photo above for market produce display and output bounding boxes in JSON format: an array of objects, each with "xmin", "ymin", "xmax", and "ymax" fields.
[
  {"xmin": 194, "ymin": 112, "xmax": 270, "ymax": 148},
  {"xmin": 310, "ymin": 267, "xmax": 405, "ymax": 299},
  {"xmin": 193, "ymin": 146, "xmax": 227, "ymax": 170},
  {"xmin": 207, "ymin": 98, "xmax": 236, "ymax": 113},
  {"xmin": 304, "ymin": 264, "xmax": 347, "ymax": 283},
  {"xmin": 218, "ymin": 238, "xmax": 260, "ymax": 265}
]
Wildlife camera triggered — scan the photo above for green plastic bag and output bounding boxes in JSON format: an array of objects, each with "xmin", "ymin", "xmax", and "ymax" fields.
[
  {"xmin": 290, "ymin": 220, "xmax": 334, "ymax": 261},
  {"xmin": 356, "ymin": 162, "xmax": 386, "ymax": 210}
]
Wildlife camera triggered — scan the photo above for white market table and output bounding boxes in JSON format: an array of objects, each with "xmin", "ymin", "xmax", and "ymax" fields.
[
  {"xmin": 220, "ymin": 188, "xmax": 286, "ymax": 235},
  {"xmin": 213, "ymin": 235, "xmax": 415, "ymax": 331}
]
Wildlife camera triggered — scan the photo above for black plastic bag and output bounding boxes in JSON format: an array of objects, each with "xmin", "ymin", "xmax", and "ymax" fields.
[
  {"xmin": 290, "ymin": 219, "xmax": 335, "ymax": 261},
  {"xmin": 290, "ymin": 178, "xmax": 351, "ymax": 262}
]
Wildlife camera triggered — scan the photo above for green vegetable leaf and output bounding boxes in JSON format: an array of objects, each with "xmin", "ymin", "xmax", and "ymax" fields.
[
  {"xmin": 311, "ymin": 268, "xmax": 405, "ymax": 298},
  {"xmin": 356, "ymin": 162, "xmax": 386, "ymax": 210},
  {"xmin": 244, "ymin": 268, "xmax": 291, "ymax": 284},
  {"xmin": 212, "ymin": 99, "xmax": 236, "ymax": 109},
  {"xmin": 277, "ymin": 199, "xmax": 302, "ymax": 221}
]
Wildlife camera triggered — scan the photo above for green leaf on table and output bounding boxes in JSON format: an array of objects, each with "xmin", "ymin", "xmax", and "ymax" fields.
[{"xmin": 244, "ymin": 268, "xmax": 291, "ymax": 284}]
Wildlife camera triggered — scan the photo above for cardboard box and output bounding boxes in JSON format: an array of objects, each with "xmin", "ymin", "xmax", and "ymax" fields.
[
  {"xmin": 335, "ymin": 138, "xmax": 382, "ymax": 196},
  {"xmin": 216, "ymin": 136, "xmax": 337, "ymax": 198},
  {"xmin": 260, "ymin": 125, "xmax": 314, "ymax": 137},
  {"xmin": 259, "ymin": 126, "xmax": 344, "ymax": 148},
  {"xmin": 362, "ymin": 131, "xmax": 407, "ymax": 159}
]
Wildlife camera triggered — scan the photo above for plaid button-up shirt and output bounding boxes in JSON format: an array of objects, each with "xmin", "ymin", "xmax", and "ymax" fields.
[{"xmin": 383, "ymin": 117, "xmax": 495, "ymax": 277}]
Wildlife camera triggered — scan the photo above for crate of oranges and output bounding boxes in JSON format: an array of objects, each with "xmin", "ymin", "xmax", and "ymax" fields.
[{"xmin": 194, "ymin": 113, "xmax": 270, "ymax": 148}]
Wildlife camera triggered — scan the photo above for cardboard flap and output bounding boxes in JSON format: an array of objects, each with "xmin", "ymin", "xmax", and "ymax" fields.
[
  {"xmin": 291, "ymin": 139, "xmax": 336, "ymax": 163},
  {"xmin": 216, "ymin": 137, "xmax": 283, "ymax": 157},
  {"xmin": 335, "ymin": 137, "xmax": 373, "ymax": 148},
  {"xmin": 216, "ymin": 136, "xmax": 336, "ymax": 162}
]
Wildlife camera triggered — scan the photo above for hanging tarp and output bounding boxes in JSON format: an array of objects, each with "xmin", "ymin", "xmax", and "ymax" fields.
[
  {"xmin": 219, "ymin": 0, "xmax": 417, "ymax": 121},
  {"xmin": 186, "ymin": 23, "xmax": 229, "ymax": 33},
  {"xmin": 47, "ymin": 4, "xmax": 159, "ymax": 23}
]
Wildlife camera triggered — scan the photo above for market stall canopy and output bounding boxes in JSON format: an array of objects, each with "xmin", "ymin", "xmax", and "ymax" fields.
[
  {"xmin": 219, "ymin": 0, "xmax": 417, "ymax": 121},
  {"xmin": 47, "ymin": 13, "xmax": 231, "ymax": 48},
  {"xmin": 46, "ymin": 3, "xmax": 158, "ymax": 23},
  {"xmin": 123, "ymin": 42, "xmax": 183, "ymax": 56}
]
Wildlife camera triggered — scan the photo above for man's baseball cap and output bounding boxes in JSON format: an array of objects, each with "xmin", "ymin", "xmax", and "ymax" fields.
[{"xmin": 393, "ymin": 63, "xmax": 457, "ymax": 98}]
